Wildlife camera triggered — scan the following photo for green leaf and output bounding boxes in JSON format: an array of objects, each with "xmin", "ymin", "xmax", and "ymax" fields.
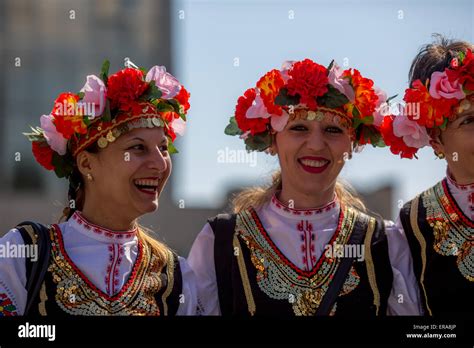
[
  {"xmin": 224, "ymin": 116, "xmax": 243, "ymax": 136},
  {"xmin": 77, "ymin": 92, "xmax": 85, "ymax": 100},
  {"xmin": 317, "ymin": 84, "xmax": 349, "ymax": 108},
  {"xmin": 244, "ymin": 131, "xmax": 272, "ymax": 152},
  {"xmin": 51, "ymin": 152, "xmax": 74, "ymax": 179},
  {"xmin": 102, "ymin": 100, "xmax": 112, "ymax": 122},
  {"xmin": 100, "ymin": 60, "xmax": 110, "ymax": 85},
  {"xmin": 274, "ymin": 87, "xmax": 300, "ymax": 106},
  {"xmin": 386, "ymin": 94, "xmax": 398, "ymax": 104},
  {"xmin": 83, "ymin": 116, "xmax": 91, "ymax": 127},
  {"xmin": 141, "ymin": 81, "xmax": 163, "ymax": 101},
  {"xmin": 439, "ymin": 117, "xmax": 449, "ymax": 131},
  {"xmin": 155, "ymin": 102, "xmax": 175, "ymax": 113},
  {"xmin": 327, "ymin": 59, "xmax": 335, "ymax": 73},
  {"xmin": 23, "ymin": 126, "xmax": 45, "ymax": 142},
  {"xmin": 352, "ymin": 106, "xmax": 361, "ymax": 118},
  {"xmin": 168, "ymin": 140, "xmax": 179, "ymax": 154},
  {"xmin": 167, "ymin": 98, "xmax": 180, "ymax": 112}
]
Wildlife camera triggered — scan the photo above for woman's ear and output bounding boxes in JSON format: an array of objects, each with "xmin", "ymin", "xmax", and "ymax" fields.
[
  {"xmin": 270, "ymin": 132, "xmax": 278, "ymax": 156},
  {"xmin": 429, "ymin": 135, "xmax": 445, "ymax": 157},
  {"xmin": 76, "ymin": 151, "xmax": 94, "ymax": 177}
]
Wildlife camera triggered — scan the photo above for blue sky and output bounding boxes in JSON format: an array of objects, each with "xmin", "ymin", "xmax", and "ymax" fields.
[{"xmin": 170, "ymin": 0, "xmax": 473, "ymax": 218}]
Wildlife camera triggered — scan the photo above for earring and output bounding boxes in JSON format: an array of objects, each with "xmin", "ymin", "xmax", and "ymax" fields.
[
  {"xmin": 87, "ymin": 173, "xmax": 93, "ymax": 181},
  {"xmin": 435, "ymin": 151, "xmax": 445, "ymax": 159}
]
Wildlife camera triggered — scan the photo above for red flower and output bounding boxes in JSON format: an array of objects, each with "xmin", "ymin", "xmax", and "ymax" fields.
[
  {"xmin": 343, "ymin": 69, "xmax": 378, "ymax": 119},
  {"xmin": 380, "ymin": 116, "xmax": 418, "ymax": 159},
  {"xmin": 235, "ymin": 88, "xmax": 270, "ymax": 135},
  {"xmin": 447, "ymin": 50, "xmax": 474, "ymax": 91},
  {"xmin": 51, "ymin": 92, "xmax": 87, "ymax": 139},
  {"xmin": 286, "ymin": 59, "xmax": 328, "ymax": 110},
  {"xmin": 404, "ymin": 80, "xmax": 457, "ymax": 128},
  {"xmin": 160, "ymin": 111, "xmax": 180, "ymax": 141},
  {"xmin": 175, "ymin": 86, "xmax": 190, "ymax": 113},
  {"xmin": 107, "ymin": 68, "xmax": 148, "ymax": 110},
  {"xmin": 256, "ymin": 69, "xmax": 285, "ymax": 115},
  {"xmin": 32, "ymin": 141, "xmax": 55, "ymax": 170}
]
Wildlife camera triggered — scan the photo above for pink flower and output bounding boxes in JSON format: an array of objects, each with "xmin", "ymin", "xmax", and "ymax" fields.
[
  {"xmin": 373, "ymin": 86, "xmax": 388, "ymax": 126},
  {"xmin": 280, "ymin": 61, "xmax": 295, "ymax": 82},
  {"xmin": 328, "ymin": 62, "xmax": 355, "ymax": 102},
  {"xmin": 246, "ymin": 93, "xmax": 270, "ymax": 119},
  {"xmin": 392, "ymin": 115, "xmax": 430, "ymax": 149},
  {"xmin": 246, "ymin": 91, "xmax": 289, "ymax": 132},
  {"xmin": 170, "ymin": 116, "xmax": 186, "ymax": 137},
  {"xmin": 145, "ymin": 66, "xmax": 181, "ymax": 99},
  {"xmin": 79, "ymin": 75, "xmax": 106, "ymax": 118},
  {"xmin": 429, "ymin": 71, "xmax": 465, "ymax": 99},
  {"xmin": 40, "ymin": 114, "xmax": 68, "ymax": 155},
  {"xmin": 270, "ymin": 111, "xmax": 289, "ymax": 132}
]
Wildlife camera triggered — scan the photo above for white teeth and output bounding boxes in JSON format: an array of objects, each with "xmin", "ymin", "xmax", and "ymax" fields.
[
  {"xmin": 134, "ymin": 179, "xmax": 159, "ymax": 187},
  {"xmin": 300, "ymin": 159, "xmax": 329, "ymax": 168}
]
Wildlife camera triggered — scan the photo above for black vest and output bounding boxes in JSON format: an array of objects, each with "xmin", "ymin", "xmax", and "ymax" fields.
[
  {"xmin": 209, "ymin": 206, "xmax": 392, "ymax": 317},
  {"xmin": 18, "ymin": 224, "xmax": 183, "ymax": 316},
  {"xmin": 399, "ymin": 180, "xmax": 473, "ymax": 316}
]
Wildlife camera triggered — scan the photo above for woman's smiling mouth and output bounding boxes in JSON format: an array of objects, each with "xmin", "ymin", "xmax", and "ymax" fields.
[
  {"xmin": 298, "ymin": 156, "xmax": 330, "ymax": 174},
  {"xmin": 133, "ymin": 177, "xmax": 160, "ymax": 195}
]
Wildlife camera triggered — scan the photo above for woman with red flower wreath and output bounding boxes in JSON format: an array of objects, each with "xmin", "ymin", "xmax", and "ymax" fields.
[
  {"xmin": 188, "ymin": 58, "xmax": 421, "ymax": 316},
  {"xmin": 0, "ymin": 61, "xmax": 199, "ymax": 316},
  {"xmin": 381, "ymin": 35, "xmax": 474, "ymax": 316}
]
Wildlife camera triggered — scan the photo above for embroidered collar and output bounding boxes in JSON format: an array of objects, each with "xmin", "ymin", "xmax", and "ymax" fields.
[
  {"xmin": 446, "ymin": 171, "xmax": 474, "ymax": 191},
  {"xmin": 269, "ymin": 192, "xmax": 339, "ymax": 220},
  {"xmin": 69, "ymin": 211, "xmax": 138, "ymax": 243}
]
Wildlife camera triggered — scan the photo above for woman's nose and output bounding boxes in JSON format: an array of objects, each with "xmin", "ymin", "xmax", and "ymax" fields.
[
  {"xmin": 148, "ymin": 147, "xmax": 168, "ymax": 172},
  {"xmin": 306, "ymin": 126, "xmax": 327, "ymax": 151}
]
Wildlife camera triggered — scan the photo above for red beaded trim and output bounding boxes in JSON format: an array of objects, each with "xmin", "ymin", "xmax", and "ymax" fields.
[
  {"xmin": 446, "ymin": 173, "xmax": 474, "ymax": 191},
  {"xmin": 51, "ymin": 224, "xmax": 143, "ymax": 301},
  {"xmin": 271, "ymin": 194, "xmax": 338, "ymax": 217},
  {"xmin": 71, "ymin": 102, "xmax": 161, "ymax": 157},
  {"xmin": 441, "ymin": 179, "xmax": 474, "ymax": 228},
  {"xmin": 248, "ymin": 206, "xmax": 344, "ymax": 277},
  {"xmin": 72, "ymin": 211, "xmax": 137, "ymax": 240},
  {"xmin": 297, "ymin": 220, "xmax": 316, "ymax": 271},
  {"xmin": 105, "ymin": 244, "xmax": 124, "ymax": 295}
]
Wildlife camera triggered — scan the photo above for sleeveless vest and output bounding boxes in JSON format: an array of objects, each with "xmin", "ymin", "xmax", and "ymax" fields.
[
  {"xmin": 210, "ymin": 205, "xmax": 392, "ymax": 316},
  {"xmin": 18, "ymin": 224, "xmax": 183, "ymax": 316},
  {"xmin": 399, "ymin": 179, "xmax": 473, "ymax": 316}
]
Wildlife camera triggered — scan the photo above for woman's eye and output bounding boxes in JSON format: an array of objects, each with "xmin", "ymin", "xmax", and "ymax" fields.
[
  {"xmin": 290, "ymin": 125, "xmax": 308, "ymax": 131},
  {"xmin": 325, "ymin": 126, "xmax": 343, "ymax": 134},
  {"xmin": 460, "ymin": 117, "xmax": 474, "ymax": 126},
  {"xmin": 128, "ymin": 144, "xmax": 145, "ymax": 151}
]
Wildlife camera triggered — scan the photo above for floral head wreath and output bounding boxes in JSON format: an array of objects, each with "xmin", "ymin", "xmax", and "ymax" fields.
[
  {"xmin": 380, "ymin": 49, "xmax": 474, "ymax": 159},
  {"xmin": 225, "ymin": 58, "xmax": 390, "ymax": 152},
  {"xmin": 24, "ymin": 60, "xmax": 190, "ymax": 179}
]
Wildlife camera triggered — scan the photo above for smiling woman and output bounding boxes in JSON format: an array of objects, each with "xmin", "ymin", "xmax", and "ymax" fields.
[
  {"xmin": 0, "ymin": 60, "xmax": 198, "ymax": 316},
  {"xmin": 188, "ymin": 58, "xmax": 422, "ymax": 316}
]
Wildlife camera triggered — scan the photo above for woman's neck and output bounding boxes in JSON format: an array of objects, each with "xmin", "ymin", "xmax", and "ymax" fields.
[
  {"xmin": 447, "ymin": 166, "xmax": 474, "ymax": 186},
  {"xmin": 80, "ymin": 201, "xmax": 138, "ymax": 232},
  {"xmin": 278, "ymin": 185, "xmax": 336, "ymax": 210}
]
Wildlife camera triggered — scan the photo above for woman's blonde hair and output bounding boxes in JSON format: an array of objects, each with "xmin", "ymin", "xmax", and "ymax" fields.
[{"xmin": 231, "ymin": 169, "xmax": 366, "ymax": 213}]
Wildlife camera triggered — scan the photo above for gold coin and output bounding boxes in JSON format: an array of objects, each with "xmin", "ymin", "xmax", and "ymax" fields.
[
  {"xmin": 106, "ymin": 131, "xmax": 116, "ymax": 142},
  {"xmin": 98, "ymin": 137, "xmax": 108, "ymax": 148},
  {"xmin": 112, "ymin": 128, "xmax": 121, "ymax": 138},
  {"xmin": 152, "ymin": 118, "xmax": 162, "ymax": 127}
]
